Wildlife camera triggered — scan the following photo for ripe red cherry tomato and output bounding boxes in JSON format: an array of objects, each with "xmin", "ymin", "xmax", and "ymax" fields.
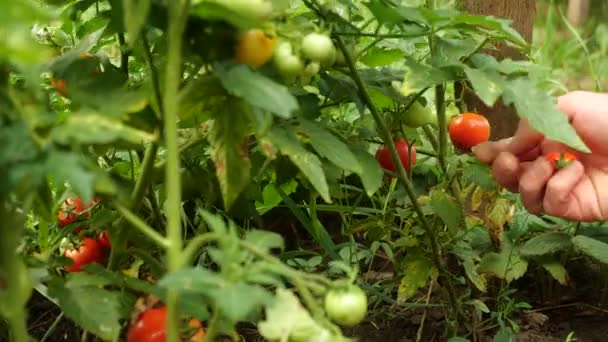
[
  {"xmin": 64, "ymin": 237, "xmax": 105, "ymax": 272},
  {"xmin": 97, "ymin": 231, "xmax": 111, "ymax": 250},
  {"xmin": 546, "ymin": 152, "xmax": 578, "ymax": 170},
  {"xmin": 375, "ymin": 139, "xmax": 417, "ymax": 175},
  {"xmin": 449, "ymin": 113, "xmax": 490, "ymax": 151},
  {"xmin": 57, "ymin": 197, "xmax": 85, "ymax": 227},
  {"xmin": 127, "ymin": 306, "xmax": 205, "ymax": 342}
]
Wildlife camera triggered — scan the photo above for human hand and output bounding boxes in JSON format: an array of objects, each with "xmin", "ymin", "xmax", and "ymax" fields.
[{"xmin": 473, "ymin": 91, "xmax": 608, "ymax": 222}]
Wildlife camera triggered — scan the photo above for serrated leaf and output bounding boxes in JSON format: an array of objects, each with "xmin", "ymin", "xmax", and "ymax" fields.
[
  {"xmin": 297, "ymin": 120, "xmax": 362, "ymax": 174},
  {"xmin": 360, "ymin": 47, "xmax": 404, "ymax": 67},
  {"xmin": 52, "ymin": 113, "xmax": 157, "ymax": 146},
  {"xmin": 401, "ymin": 59, "xmax": 458, "ymax": 96},
  {"xmin": 258, "ymin": 289, "xmax": 324, "ymax": 341},
  {"xmin": 463, "ymin": 66, "xmax": 504, "ymax": 107},
  {"xmin": 244, "ymin": 230, "xmax": 284, "ymax": 252},
  {"xmin": 213, "ymin": 282, "xmax": 273, "ymax": 322},
  {"xmin": 520, "ymin": 232, "xmax": 572, "ymax": 257},
  {"xmin": 397, "ymin": 251, "xmax": 437, "ymax": 302},
  {"xmin": 463, "ymin": 259, "xmax": 487, "ymax": 292},
  {"xmin": 487, "ymin": 198, "xmax": 514, "ymax": 235},
  {"xmin": 539, "ymin": 258, "xmax": 568, "ymax": 285},
  {"xmin": 463, "ymin": 162, "xmax": 497, "ymax": 191},
  {"xmin": 365, "ymin": 2, "xmax": 429, "ymax": 26},
  {"xmin": 478, "ymin": 247, "xmax": 528, "ymax": 283},
  {"xmin": 432, "ymin": 37, "xmax": 479, "ymax": 67},
  {"xmin": 265, "ymin": 127, "xmax": 330, "ymax": 203},
  {"xmin": 216, "ymin": 64, "xmax": 298, "ymax": 118},
  {"xmin": 503, "ymin": 79, "xmax": 590, "ymax": 152},
  {"xmin": 572, "ymin": 235, "xmax": 608, "ymax": 264},
  {"xmin": 351, "ymin": 147, "xmax": 383, "ymax": 197},
  {"xmin": 430, "ymin": 190, "xmax": 463, "ymax": 235},
  {"xmin": 48, "ymin": 278, "xmax": 132, "ymax": 341},
  {"xmin": 209, "ymin": 99, "xmax": 252, "ymax": 209}
]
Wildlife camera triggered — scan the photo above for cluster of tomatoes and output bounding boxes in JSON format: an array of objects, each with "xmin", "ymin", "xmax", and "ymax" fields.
[
  {"xmin": 235, "ymin": 27, "xmax": 339, "ymax": 82},
  {"xmin": 376, "ymin": 112, "xmax": 491, "ymax": 174},
  {"xmin": 58, "ymin": 196, "xmax": 111, "ymax": 273},
  {"xmin": 376, "ymin": 109, "xmax": 578, "ymax": 176}
]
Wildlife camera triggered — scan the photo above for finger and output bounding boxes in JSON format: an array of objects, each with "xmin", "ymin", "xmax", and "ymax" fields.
[
  {"xmin": 519, "ymin": 157, "xmax": 554, "ymax": 215},
  {"xmin": 507, "ymin": 119, "xmax": 544, "ymax": 156},
  {"xmin": 473, "ymin": 138, "xmax": 513, "ymax": 164},
  {"xmin": 542, "ymin": 161, "xmax": 585, "ymax": 217},
  {"xmin": 491, "ymin": 152, "xmax": 521, "ymax": 193}
]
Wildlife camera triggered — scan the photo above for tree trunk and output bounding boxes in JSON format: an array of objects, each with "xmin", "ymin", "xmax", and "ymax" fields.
[
  {"xmin": 567, "ymin": 0, "xmax": 591, "ymax": 26},
  {"xmin": 459, "ymin": 0, "xmax": 537, "ymax": 140}
]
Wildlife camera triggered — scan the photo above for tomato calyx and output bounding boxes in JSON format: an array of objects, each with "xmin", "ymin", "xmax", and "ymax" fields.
[{"xmin": 546, "ymin": 152, "xmax": 578, "ymax": 170}]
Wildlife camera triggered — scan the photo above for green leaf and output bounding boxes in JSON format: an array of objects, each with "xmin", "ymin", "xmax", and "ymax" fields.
[
  {"xmin": 122, "ymin": 0, "xmax": 151, "ymax": 46},
  {"xmin": 52, "ymin": 113, "xmax": 157, "ymax": 147},
  {"xmin": 190, "ymin": 2, "xmax": 258, "ymax": 29},
  {"xmin": 0, "ymin": 1, "xmax": 54, "ymax": 64},
  {"xmin": 471, "ymin": 54, "xmax": 533, "ymax": 75},
  {"xmin": 572, "ymin": 235, "xmax": 608, "ymax": 264},
  {"xmin": 463, "ymin": 66, "xmax": 504, "ymax": 107},
  {"xmin": 158, "ymin": 268, "xmax": 226, "ymax": 294},
  {"xmin": 448, "ymin": 338, "xmax": 470, "ymax": 342},
  {"xmin": 216, "ymin": 64, "xmax": 298, "ymax": 118},
  {"xmin": 255, "ymin": 180, "xmax": 298, "ymax": 215},
  {"xmin": 297, "ymin": 120, "xmax": 362, "ymax": 174},
  {"xmin": 463, "ymin": 259, "xmax": 487, "ymax": 292},
  {"xmin": 433, "ymin": 11, "xmax": 527, "ymax": 47},
  {"xmin": 209, "ymin": 99, "xmax": 252, "ymax": 209},
  {"xmin": 258, "ymin": 288, "xmax": 329, "ymax": 341},
  {"xmin": 539, "ymin": 258, "xmax": 568, "ymax": 285},
  {"xmin": 213, "ymin": 282, "xmax": 273, "ymax": 322},
  {"xmin": 360, "ymin": 47, "xmax": 404, "ymax": 67},
  {"xmin": 432, "ymin": 37, "xmax": 480, "ymax": 67},
  {"xmin": 430, "ymin": 190, "xmax": 463, "ymax": 235},
  {"xmin": 351, "ymin": 147, "xmax": 383, "ymax": 197},
  {"xmin": 520, "ymin": 232, "xmax": 572, "ymax": 257},
  {"xmin": 503, "ymin": 79, "xmax": 590, "ymax": 152},
  {"xmin": 265, "ymin": 127, "xmax": 331, "ymax": 203},
  {"xmin": 397, "ymin": 250, "xmax": 436, "ymax": 302},
  {"xmin": 47, "ymin": 151, "xmax": 96, "ymax": 202},
  {"xmin": 48, "ymin": 277, "xmax": 133, "ymax": 341},
  {"xmin": 478, "ymin": 246, "xmax": 528, "ymax": 283},
  {"xmin": 365, "ymin": 2, "xmax": 429, "ymax": 26},
  {"xmin": 401, "ymin": 59, "xmax": 459, "ymax": 96},
  {"xmin": 463, "ymin": 162, "xmax": 497, "ymax": 191},
  {"xmin": 244, "ymin": 230, "xmax": 285, "ymax": 253},
  {"xmin": 178, "ymin": 76, "xmax": 226, "ymax": 128}
]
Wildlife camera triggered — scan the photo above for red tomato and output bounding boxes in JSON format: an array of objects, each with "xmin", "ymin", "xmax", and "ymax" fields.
[
  {"xmin": 97, "ymin": 231, "xmax": 111, "ymax": 250},
  {"xmin": 449, "ymin": 113, "xmax": 491, "ymax": 151},
  {"xmin": 375, "ymin": 139, "xmax": 417, "ymax": 175},
  {"xmin": 64, "ymin": 238, "xmax": 105, "ymax": 272},
  {"xmin": 50, "ymin": 74, "xmax": 68, "ymax": 97},
  {"xmin": 57, "ymin": 197, "xmax": 85, "ymax": 227},
  {"xmin": 546, "ymin": 152, "xmax": 578, "ymax": 170},
  {"xmin": 127, "ymin": 306, "xmax": 205, "ymax": 342}
]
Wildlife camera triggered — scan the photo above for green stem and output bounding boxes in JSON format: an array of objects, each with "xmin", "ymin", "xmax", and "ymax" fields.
[
  {"xmin": 180, "ymin": 233, "xmax": 219, "ymax": 267},
  {"xmin": 40, "ymin": 313, "xmax": 64, "ymax": 342},
  {"xmin": 131, "ymin": 143, "xmax": 159, "ymax": 207},
  {"xmin": 435, "ymin": 84, "xmax": 448, "ymax": 173},
  {"xmin": 115, "ymin": 203, "xmax": 169, "ymax": 248},
  {"xmin": 164, "ymin": 1, "xmax": 189, "ymax": 341}
]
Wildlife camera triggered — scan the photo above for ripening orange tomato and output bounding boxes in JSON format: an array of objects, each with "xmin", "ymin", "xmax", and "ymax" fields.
[{"xmin": 235, "ymin": 29, "xmax": 276, "ymax": 68}]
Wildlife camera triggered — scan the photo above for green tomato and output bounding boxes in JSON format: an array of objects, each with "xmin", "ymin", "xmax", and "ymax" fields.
[
  {"xmin": 324, "ymin": 285, "xmax": 368, "ymax": 326},
  {"xmin": 400, "ymin": 101, "xmax": 437, "ymax": 128},
  {"xmin": 273, "ymin": 41, "xmax": 305, "ymax": 78},
  {"xmin": 301, "ymin": 33, "xmax": 336, "ymax": 65},
  {"xmin": 210, "ymin": 0, "xmax": 272, "ymax": 21}
]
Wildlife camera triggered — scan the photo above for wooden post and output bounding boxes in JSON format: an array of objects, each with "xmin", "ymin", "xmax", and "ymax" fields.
[
  {"xmin": 568, "ymin": 0, "xmax": 591, "ymax": 26},
  {"xmin": 459, "ymin": 1, "xmax": 537, "ymax": 140}
]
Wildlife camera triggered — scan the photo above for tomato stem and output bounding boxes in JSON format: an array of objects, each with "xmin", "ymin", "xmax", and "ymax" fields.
[{"xmin": 163, "ymin": 1, "xmax": 190, "ymax": 341}]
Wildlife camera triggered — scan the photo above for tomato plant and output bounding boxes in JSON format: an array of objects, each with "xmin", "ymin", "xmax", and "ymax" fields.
[
  {"xmin": 448, "ymin": 113, "xmax": 491, "ymax": 151},
  {"xmin": 375, "ymin": 139, "xmax": 417, "ymax": 174},
  {"xmin": 546, "ymin": 152, "xmax": 578, "ymax": 170},
  {"xmin": 63, "ymin": 238, "xmax": 105, "ymax": 273},
  {"xmin": 1, "ymin": 1, "xmax": 598, "ymax": 342}
]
